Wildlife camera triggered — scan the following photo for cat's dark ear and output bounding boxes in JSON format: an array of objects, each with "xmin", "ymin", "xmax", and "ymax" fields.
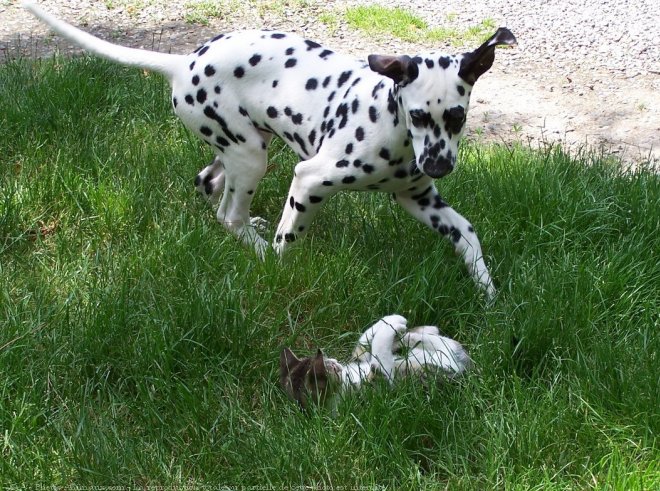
[
  {"xmin": 280, "ymin": 347, "xmax": 300, "ymax": 372},
  {"xmin": 458, "ymin": 28, "xmax": 517, "ymax": 85},
  {"xmin": 310, "ymin": 349, "xmax": 326, "ymax": 375}
]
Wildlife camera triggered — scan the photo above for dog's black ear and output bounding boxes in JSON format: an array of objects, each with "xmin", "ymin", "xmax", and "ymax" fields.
[
  {"xmin": 458, "ymin": 28, "xmax": 517, "ymax": 85},
  {"xmin": 368, "ymin": 54, "xmax": 419, "ymax": 85}
]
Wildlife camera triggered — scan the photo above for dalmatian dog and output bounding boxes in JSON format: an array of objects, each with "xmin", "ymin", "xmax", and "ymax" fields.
[{"xmin": 24, "ymin": 2, "xmax": 516, "ymax": 299}]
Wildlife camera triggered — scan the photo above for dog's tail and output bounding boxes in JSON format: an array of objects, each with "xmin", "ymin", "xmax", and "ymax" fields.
[{"xmin": 23, "ymin": 1, "xmax": 184, "ymax": 81}]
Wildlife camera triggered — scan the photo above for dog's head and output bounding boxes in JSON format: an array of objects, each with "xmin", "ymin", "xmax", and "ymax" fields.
[{"xmin": 368, "ymin": 28, "xmax": 516, "ymax": 178}]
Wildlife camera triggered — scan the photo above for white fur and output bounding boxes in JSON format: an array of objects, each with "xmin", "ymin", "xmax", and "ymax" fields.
[{"xmin": 331, "ymin": 314, "xmax": 470, "ymax": 394}]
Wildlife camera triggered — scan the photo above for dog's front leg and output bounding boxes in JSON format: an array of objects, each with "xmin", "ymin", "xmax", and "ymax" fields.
[
  {"xmin": 394, "ymin": 184, "xmax": 496, "ymax": 300},
  {"xmin": 273, "ymin": 157, "xmax": 337, "ymax": 255}
]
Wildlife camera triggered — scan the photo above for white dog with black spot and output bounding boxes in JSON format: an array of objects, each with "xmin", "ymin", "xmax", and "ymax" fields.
[{"xmin": 24, "ymin": 1, "xmax": 516, "ymax": 300}]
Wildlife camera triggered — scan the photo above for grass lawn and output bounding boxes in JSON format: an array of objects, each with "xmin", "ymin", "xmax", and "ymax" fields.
[{"xmin": 0, "ymin": 57, "xmax": 658, "ymax": 489}]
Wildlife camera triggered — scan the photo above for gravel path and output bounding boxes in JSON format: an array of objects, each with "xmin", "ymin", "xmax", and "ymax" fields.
[{"xmin": 2, "ymin": 0, "xmax": 658, "ymax": 164}]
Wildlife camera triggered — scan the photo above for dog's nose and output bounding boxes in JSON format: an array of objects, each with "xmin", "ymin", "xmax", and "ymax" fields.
[{"xmin": 422, "ymin": 156, "xmax": 454, "ymax": 178}]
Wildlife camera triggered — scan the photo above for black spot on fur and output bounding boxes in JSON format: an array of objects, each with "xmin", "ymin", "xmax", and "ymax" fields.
[
  {"xmin": 342, "ymin": 176, "xmax": 356, "ymax": 184},
  {"xmin": 308, "ymin": 130, "xmax": 316, "ymax": 146},
  {"xmin": 198, "ymin": 45, "xmax": 209, "ymax": 57},
  {"xmin": 293, "ymin": 133, "xmax": 308, "ymax": 155},
  {"xmin": 457, "ymin": 85, "xmax": 465, "ymax": 96},
  {"xmin": 425, "ymin": 58, "xmax": 434, "ymax": 69},
  {"xmin": 412, "ymin": 186, "xmax": 432, "ymax": 201},
  {"xmin": 345, "ymin": 143, "xmax": 353, "ymax": 154},
  {"xmin": 439, "ymin": 56, "xmax": 451, "ymax": 69},
  {"xmin": 204, "ymin": 106, "xmax": 239, "ymax": 143},
  {"xmin": 272, "ymin": 80, "xmax": 279, "ymax": 88},
  {"xmin": 189, "ymin": 61, "xmax": 196, "ymax": 71},
  {"xmin": 369, "ymin": 106, "xmax": 379, "ymax": 123},
  {"xmin": 294, "ymin": 202, "xmax": 306, "ymax": 212},
  {"xmin": 337, "ymin": 70, "xmax": 352, "ymax": 88},
  {"xmin": 362, "ymin": 164, "xmax": 375, "ymax": 174},
  {"xmin": 172, "ymin": 97, "xmax": 178, "ymax": 107},
  {"xmin": 249, "ymin": 54, "xmax": 262, "ymax": 66},
  {"xmin": 192, "ymin": 75, "xmax": 200, "ymax": 86},
  {"xmin": 239, "ymin": 106, "xmax": 249, "ymax": 117},
  {"xmin": 204, "ymin": 64, "xmax": 216, "ymax": 76},
  {"xmin": 351, "ymin": 98, "xmax": 359, "ymax": 114},
  {"xmin": 196, "ymin": 88, "xmax": 207, "ymax": 104},
  {"xmin": 394, "ymin": 169, "xmax": 407, "ymax": 178},
  {"xmin": 322, "ymin": 75, "xmax": 332, "ymax": 88},
  {"xmin": 305, "ymin": 40, "xmax": 321, "ymax": 50},
  {"xmin": 292, "ymin": 113, "xmax": 303, "ymax": 125},
  {"xmin": 372, "ymin": 81, "xmax": 385, "ymax": 98},
  {"xmin": 271, "ymin": 33, "xmax": 286, "ymax": 39},
  {"xmin": 336, "ymin": 160, "xmax": 349, "ymax": 168},
  {"xmin": 267, "ymin": 106, "xmax": 278, "ymax": 118},
  {"xmin": 319, "ymin": 49, "xmax": 333, "ymax": 59},
  {"xmin": 379, "ymin": 148, "xmax": 390, "ymax": 160},
  {"xmin": 234, "ymin": 66, "xmax": 245, "ymax": 78},
  {"xmin": 433, "ymin": 195, "xmax": 448, "ymax": 209},
  {"xmin": 322, "ymin": 180, "xmax": 333, "ymax": 186},
  {"xmin": 285, "ymin": 58, "xmax": 297, "ymax": 68},
  {"xmin": 200, "ymin": 126, "xmax": 212, "ymax": 136},
  {"xmin": 309, "ymin": 196, "xmax": 323, "ymax": 203},
  {"xmin": 355, "ymin": 127, "xmax": 365, "ymax": 141},
  {"xmin": 211, "ymin": 34, "xmax": 224, "ymax": 42},
  {"xmin": 214, "ymin": 85, "xmax": 221, "ymax": 94},
  {"xmin": 305, "ymin": 78, "xmax": 318, "ymax": 90},
  {"xmin": 185, "ymin": 94, "xmax": 194, "ymax": 105},
  {"xmin": 387, "ymin": 91, "xmax": 397, "ymax": 115},
  {"xmin": 285, "ymin": 47, "xmax": 295, "ymax": 56}
]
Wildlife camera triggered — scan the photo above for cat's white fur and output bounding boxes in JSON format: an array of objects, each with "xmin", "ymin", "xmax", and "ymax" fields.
[{"xmin": 325, "ymin": 315, "xmax": 470, "ymax": 395}]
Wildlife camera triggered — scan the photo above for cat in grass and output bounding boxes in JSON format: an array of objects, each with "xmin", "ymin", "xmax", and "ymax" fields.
[{"xmin": 280, "ymin": 315, "xmax": 471, "ymax": 411}]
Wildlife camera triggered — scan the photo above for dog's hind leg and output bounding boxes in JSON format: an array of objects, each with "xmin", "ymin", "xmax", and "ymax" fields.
[
  {"xmin": 215, "ymin": 142, "xmax": 271, "ymax": 259},
  {"xmin": 394, "ymin": 184, "xmax": 496, "ymax": 300}
]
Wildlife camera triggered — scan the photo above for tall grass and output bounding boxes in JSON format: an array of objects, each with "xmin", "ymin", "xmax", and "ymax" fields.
[{"xmin": 1, "ymin": 57, "xmax": 658, "ymax": 488}]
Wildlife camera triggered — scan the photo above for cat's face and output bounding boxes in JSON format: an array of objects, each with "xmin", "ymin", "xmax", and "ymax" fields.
[{"xmin": 280, "ymin": 348, "xmax": 342, "ymax": 411}]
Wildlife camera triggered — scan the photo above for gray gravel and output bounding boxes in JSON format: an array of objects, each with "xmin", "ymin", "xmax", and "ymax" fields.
[
  {"xmin": 1, "ymin": 0, "xmax": 658, "ymax": 163},
  {"xmin": 392, "ymin": 0, "xmax": 660, "ymax": 76}
]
